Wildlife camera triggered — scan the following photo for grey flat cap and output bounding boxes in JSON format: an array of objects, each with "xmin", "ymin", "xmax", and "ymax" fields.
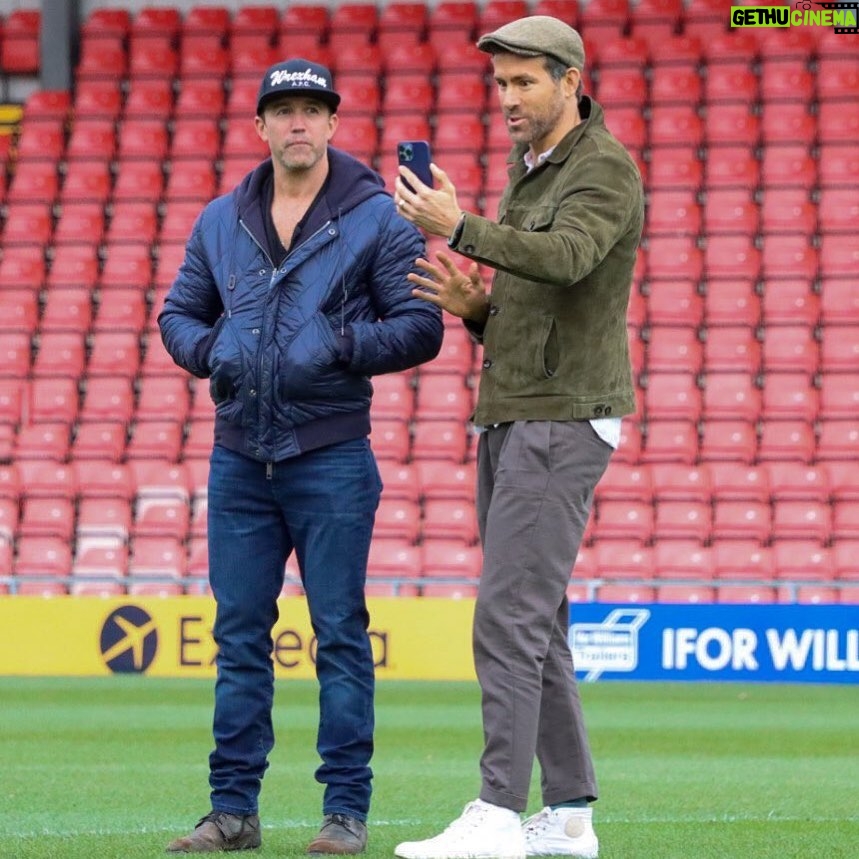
[{"xmin": 477, "ymin": 15, "xmax": 585, "ymax": 71}]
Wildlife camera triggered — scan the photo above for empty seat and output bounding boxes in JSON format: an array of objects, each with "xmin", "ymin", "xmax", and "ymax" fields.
[
  {"xmin": 698, "ymin": 419, "xmax": 757, "ymax": 463},
  {"xmin": 703, "ymin": 326, "xmax": 761, "ymax": 373},
  {"xmin": 595, "ymin": 500, "xmax": 654, "ymax": 543},
  {"xmin": 701, "ymin": 372, "xmax": 762, "ymax": 422},
  {"xmin": 759, "ymin": 144, "xmax": 816, "ymax": 190},
  {"xmin": 772, "ymin": 500, "xmax": 831, "ymax": 542},
  {"xmin": 127, "ymin": 535, "xmax": 187, "ymax": 580},
  {"xmin": 712, "ymin": 540, "xmax": 773, "ymax": 581},
  {"xmin": 773, "ymin": 542, "xmax": 833, "ymax": 582},
  {"xmin": 760, "ymin": 279, "xmax": 820, "ymax": 327},
  {"xmin": 31, "ymin": 332, "xmax": 86, "ymax": 378},
  {"xmin": 643, "ymin": 372, "xmax": 702, "ymax": 421},
  {"xmin": 757, "ymin": 419, "xmax": 816, "ymax": 462},
  {"xmin": 13, "ymin": 535, "xmax": 72, "ymax": 577},
  {"xmin": 595, "ymin": 461, "xmax": 653, "ymax": 503},
  {"xmin": 653, "ymin": 501, "xmax": 712, "ymax": 541},
  {"xmin": 125, "ymin": 420, "xmax": 184, "ymax": 460},
  {"xmin": 640, "ymin": 420, "xmax": 699, "ymax": 464},
  {"xmin": 595, "ymin": 542, "xmax": 655, "ymax": 580},
  {"xmin": 716, "ymin": 584, "xmax": 777, "ymax": 604},
  {"xmin": 711, "ymin": 500, "xmax": 771, "ymax": 543},
  {"xmin": 411, "ymin": 419, "xmax": 470, "ymax": 462}
]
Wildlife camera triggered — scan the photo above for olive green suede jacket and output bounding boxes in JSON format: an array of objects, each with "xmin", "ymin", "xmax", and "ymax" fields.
[{"xmin": 451, "ymin": 97, "xmax": 644, "ymax": 426}]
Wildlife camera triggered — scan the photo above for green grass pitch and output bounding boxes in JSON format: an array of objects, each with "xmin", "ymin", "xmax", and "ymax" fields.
[{"xmin": 3, "ymin": 677, "xmax": 857, "ymax": 858}]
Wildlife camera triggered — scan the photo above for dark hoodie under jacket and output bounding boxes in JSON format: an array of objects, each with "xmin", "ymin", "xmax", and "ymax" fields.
[{"xmin": 158, "ymin": 147, "xmax": 443, "ymax": 463}]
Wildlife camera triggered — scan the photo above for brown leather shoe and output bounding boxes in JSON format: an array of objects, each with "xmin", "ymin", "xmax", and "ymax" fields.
[
  {"xmin": 166, "ymin": 811, "xmax": 261, "ymax": 853},
  {"xmin": 306, "ymin": 814, "xmax": 367, "ymax": 854}
]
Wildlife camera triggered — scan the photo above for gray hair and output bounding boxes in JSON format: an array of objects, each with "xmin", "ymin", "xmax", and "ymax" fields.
[{"xmin": 544, "ymin": 55, "xmax": 583, "ymax": 99}]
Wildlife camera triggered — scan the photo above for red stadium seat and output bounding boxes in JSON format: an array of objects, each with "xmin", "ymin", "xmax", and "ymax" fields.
[
  {"xmin": 370, "ymin": 419, "xmax": 411, "ymax": 462},
  {"xmin": 128, "ymin": 36, "xmax": 179, "ymax": 80},
  {"xmin": 31, "ymin": 332, "xmax": 86, "ymax": 379},
  {"xmin": 13, "ymin": 535, "xmax": 72, "ymax": 577},
  {"xmin": 702, "ymin": 188, "xmax": 759, "ymax": 235},
  {"xmin": 640, "ymin": 420, "xmax": 699, "ymax": 464},
  {"xmin": 646, "ymin": 281, "xmax": 704, "ymax": 327},
  {"xmin": 707, "ymin": 460, "xmax": 770, "ymax": 503},
  {"xmin": 711, "ymin": 500, "xmax": 771, "ymax": 543},
  {"xmin": 170, "ymin": 118, "xmax": 222, "ymax": 162},
  {"xmin": 650, "ymin": 463, "xmax": 711, "ymax": 503},
  {"xmin": 411, "ymin": 420, "xmax": 470, "ymax": 462},
  {"xmin": 60, "ymin": 160, "xmax": 112, "ymax": 205},
  {"xmin": 818, "ymin": 374, "xmax": 859, "ymax": 420},
  {"xmin": 72, "ymin": 421, "xmax": 128, "ymax": 461},
  {"xmin": 649, "ymin": 106, "xmax": 704, "ymax": 149},
  {"xmin": 653, "ymin": 501, "xmax": 712, "ymax": 542},
  {"xmin": 716, "ymin": 584, "xmax": 777, "ymax": 605},
  {"xmin": 703, "ymin": 326, "xmax": 761, "ymax": 374},
  {"xmin": 772, "ymin": 500, "xmax": 831, "ymax": 543},
  {"xmin": 703, "ymin": 281, "xmax": 761, "ymax": 328},
  {"xmin": 759, "ymin": 374, "xmax": 819, "ymax": 423},
  {"xmin": 698, "ymin": 419, "xmax": 757, "ymax": 463},
  {"xmin": 643, "ymin": 372, "xmax": 702, "ymax": 422},
  {"xmin": 595, "ymin": 461, "xmax": 653, "ymax": 503},
  {"xmin": 123, "ymin": 78, "xmax": 174, "ymax": 120},
  {"xmin": 374, "ymin": 497, "xmax": 420, "ymax": 542},
  {"xmin": 66, "ymin": 117, "xmax": 117, "ymax": 162},
  {"xmin": 704, "ymin": 145, "xmax": 760, "ymax": 190},
  {"xmin": 646, "ymin": 190, "xmax": 701, "ymax": 236},
  {"xmin": 760, "ymin": 60, "xmax": 814, "ymax": 103},
  {"xmin": 760, "ymin": 278, "xmax": 819, "ymax": 328},
  {"xmin": 773, "ymin": 542, "xmax": 834, "ymax": 582},
  {"xmin": 704, "ymin": 235, "xmax": 761, "ymax": 281},
  {"xmin": 595, "ymin": 500, "xmax": 654, "ymax": 543},
  {"xmin": 759, "ymin": 144, "xmax": 816, "ymax": 190},
  {"xmin": 760, "ymin": 103, "xmax": 816, "ymax": 146},
  {"xmin": 127, "ymin": 535, "xmax": 187, "ymax": 580},
  {"xmin": 1, "ymin": 200, "xmax": 54, "ymax": 248},
  {"xmin": 595, "ymin": 542, "xmax": 655, "ymax": 581},
  {"xmin": 712, "ymin": 541, "xmax": 773, "ymax": 581},
  {"xmin": 27, "ymin": 376, "xmax": 79, "ymax": 424},
  {"xmin": 701, "ymin": 372, "xmax": 762, "ymax": 422},
  {"xmin": 6, "ymin": 161, "xmax": 60, "ymax": 205}
]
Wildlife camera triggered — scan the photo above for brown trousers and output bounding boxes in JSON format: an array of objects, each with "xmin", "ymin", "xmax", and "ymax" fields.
[{"xmin": 474, "ymin": 420, "xmax": 613, "ymax": 812}]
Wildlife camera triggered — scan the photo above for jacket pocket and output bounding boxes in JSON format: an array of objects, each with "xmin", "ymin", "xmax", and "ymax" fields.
[{"xmin": 537, "ymin": 315, "xmax": 560, "ymax": 379}]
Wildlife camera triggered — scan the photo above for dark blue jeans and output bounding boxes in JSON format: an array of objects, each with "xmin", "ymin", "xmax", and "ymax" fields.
[{"xmin": 206, "ymin": 440, "xmax": 382, "ymax": 821}]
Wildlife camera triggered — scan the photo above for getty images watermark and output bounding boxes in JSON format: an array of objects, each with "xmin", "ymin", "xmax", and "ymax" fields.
[{"xmin": 731, "ymin": 1, "xmax": 859, "ymax": 32}]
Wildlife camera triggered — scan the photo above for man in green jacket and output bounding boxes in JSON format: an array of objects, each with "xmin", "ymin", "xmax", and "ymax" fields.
[{"xmin": 393, "ymin": 16, "xmax": 644, "ymax": 859}]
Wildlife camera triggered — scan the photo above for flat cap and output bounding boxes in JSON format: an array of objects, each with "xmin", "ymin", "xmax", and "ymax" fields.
[{"xmin": 477, "ymin": 15, "xmax": 585, "ymax": 71}]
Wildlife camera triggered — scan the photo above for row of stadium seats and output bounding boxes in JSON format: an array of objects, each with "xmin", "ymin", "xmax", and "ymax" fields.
[{"xmin": 0, "ymin": 1, "xmax": 857, "ymax": 602}]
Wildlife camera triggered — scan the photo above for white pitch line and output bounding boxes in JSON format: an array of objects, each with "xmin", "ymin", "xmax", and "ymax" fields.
[{"xmin": 7, "ymin": 815, "xmax": 858, "ymax": 839}]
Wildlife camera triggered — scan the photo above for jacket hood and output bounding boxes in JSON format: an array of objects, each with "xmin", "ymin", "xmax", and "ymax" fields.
[{"xmin": 234, "ymin": 146, "xmax": 387, "ymax": 236}]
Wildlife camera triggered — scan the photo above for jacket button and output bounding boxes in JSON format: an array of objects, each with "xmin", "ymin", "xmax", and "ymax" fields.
[
  {"xmin": 252, "ymin": 328, "xmax": 260, "ymax": 335},
  {"xmin": 488, "ymin": 305, "xmax": 499, "ymax": 316},
  {"xmin": 464, "ymin": 244, "xmax": 475, "ymax": 253},
  {"xmin": 249, "ymin": 389, "xmax": 257, "ymax": 397},
  {"xmin": 604, "ymin": 406, "xmax": 612, "ymax": 415},
  {"xmin": 482, "ymin": 358, "xmax": 492, "ymax": 369},
  {"xmin": 593, "ymin": 405, "xmax": 603, "ymax": 416},
  {"xmin": 258, "ymin": 269, "xmax": 265, "ymax": 275}
]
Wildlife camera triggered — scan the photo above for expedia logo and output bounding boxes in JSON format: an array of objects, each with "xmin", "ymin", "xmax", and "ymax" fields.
[{"xmin": 100, "ymin": 606, "xmax": 158, "ymax": 674}]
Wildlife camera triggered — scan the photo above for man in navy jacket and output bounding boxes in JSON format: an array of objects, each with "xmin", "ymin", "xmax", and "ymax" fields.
[{"xmin": 160, "ymin": 58, "xmax": 442, "ymax": 854}]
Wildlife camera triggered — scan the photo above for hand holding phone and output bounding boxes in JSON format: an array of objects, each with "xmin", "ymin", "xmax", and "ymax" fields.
[{"xmin": 397, "ymin": 140, "xmax": 433, "ymax": 193}]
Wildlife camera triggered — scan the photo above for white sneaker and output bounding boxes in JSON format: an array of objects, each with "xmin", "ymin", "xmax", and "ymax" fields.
[
  {"xmin": 522, "ymin": 807, "xmax": 598, "ymax": 858},
  {"xmin": 395, "ymin": 799, "xmax": 526, "ymax": 859}
]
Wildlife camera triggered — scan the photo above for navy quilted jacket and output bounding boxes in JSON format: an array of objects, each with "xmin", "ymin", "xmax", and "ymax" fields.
[{"xmin": 158, "ymin": 147, "xmax": 443, "ymax": 462}]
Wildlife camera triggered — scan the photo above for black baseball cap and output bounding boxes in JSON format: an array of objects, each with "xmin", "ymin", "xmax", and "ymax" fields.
[{"xmin": 256, "ymin": 58, "xmax": 341, "ymax": 115}]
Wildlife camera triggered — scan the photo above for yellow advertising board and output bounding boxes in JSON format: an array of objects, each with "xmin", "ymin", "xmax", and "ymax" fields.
[{"xmin": 0, "ymin": 596, "xmax": 476, "ymax": 680}]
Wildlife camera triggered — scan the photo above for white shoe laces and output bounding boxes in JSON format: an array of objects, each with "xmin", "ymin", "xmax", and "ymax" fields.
[
  {"xmin": 443, "ymin": 801, "xmax": 490, "ymax": 836},
  {"xmin": 522, "ymin": 808, "xmax": 554, "ymax": 837}
]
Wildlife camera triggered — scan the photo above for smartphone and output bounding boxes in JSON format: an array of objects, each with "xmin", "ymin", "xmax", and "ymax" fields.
[{"xmin": 397, "ymin": 140, "xmax": 433, "ymax": 192}]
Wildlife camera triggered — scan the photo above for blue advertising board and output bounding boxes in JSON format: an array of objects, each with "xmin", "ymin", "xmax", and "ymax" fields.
[{"xmin": 569, "ymin": 604, "xmax": 859, "ymax": 685}]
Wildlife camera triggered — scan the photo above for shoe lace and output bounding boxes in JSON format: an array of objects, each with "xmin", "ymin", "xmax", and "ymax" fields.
[
  {"xmin": 323, "ymin": 813, "xmax": 361, "ymax": 837},
  {"xmin": 522, "ymin": 808, "xmax": 553, "ymax": 837},
  {"xmin": 443, "ymin": 801, "xmax": 490, "ymax": 837}
]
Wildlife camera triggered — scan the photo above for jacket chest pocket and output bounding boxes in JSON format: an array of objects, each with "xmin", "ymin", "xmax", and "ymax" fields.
[{"xmin": 525, "ymin": 206, "xmax": 558, "ymax": 232}]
